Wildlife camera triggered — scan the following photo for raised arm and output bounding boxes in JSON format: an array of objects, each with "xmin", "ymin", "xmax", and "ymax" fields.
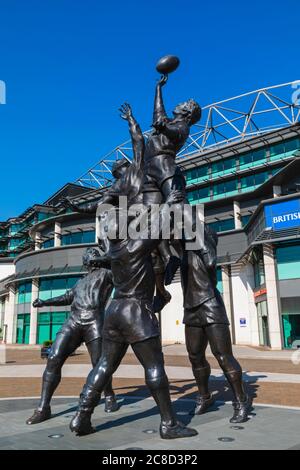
[
  {"xmin": 61, "ymin": 196, "xmax": 101, "ymax": 214},
  {"xmin": 120, "ymin": 103, "xmax": 145, "ymax": 170},
  {"xmin": 128, "ymin": 190, "xmax": 185, "ymax": 254},
  {"xmin": 33, "ymin": 289, "xmax": 74, "ymax": 308},
  {"xmin": 153, "ymin": 75, "xmax": 168, "ymax": 126}
]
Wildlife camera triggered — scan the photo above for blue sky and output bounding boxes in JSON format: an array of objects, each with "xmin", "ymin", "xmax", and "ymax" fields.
[{"xmin": 0, "ymin": 0, "xmax": 299, "ymax": 219}]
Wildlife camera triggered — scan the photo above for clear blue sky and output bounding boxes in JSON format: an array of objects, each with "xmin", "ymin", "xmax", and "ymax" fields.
[{"xmin": 0, "ymin": 0, "xmax": 299, "ymax": 219}]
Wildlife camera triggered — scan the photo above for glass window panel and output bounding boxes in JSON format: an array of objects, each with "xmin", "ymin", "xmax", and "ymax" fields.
[
  {"xmin": 270, "ymin": 142, "xmax": 285, "ymax": 156},
  {"xmin": 224, "ymin": 179, "xmax": 237, "ymax": 193},
  {"xmin": 241, "ymin": 175, "xmax": 255, "ymax": 188},
  {"xmin": 198, "ymin": 165, "xmax": 209, "ymax": 178},
  {"xmin": 52, "ymin": 278, "xmax": 67, "ymax": 297},
  {"xmin": 67, "ymin": 276, "xmax": 81, "ymax": 289},
  {"xmin": 212, "ymin": 161, "xmax": 223, "ymax": 174},
  {"xmin": 223, "ymin": 158, "xmax": 236, "ymax": 170},
  {"xmin": 213, "ymin": 182, "xmax": 224, "ymax": 195},
  {"xmin": 285, "ymin": 138, "xmax": 299, "ymax": 153},
  {"xmin": 240, "ymin": 152, "xmax": 252, "ymax": 165},
  {"xmin": 276, "ymin": 245, "xmax": 300, "ymax": 280},
  {"xmin": 252, "ymin": 149, "xmax": 266, "ymax": 162},
  {"xmin": 82, "ymin": 230, "xmax": 95, "ymax": 243},
  {"xmin": 255, "ymin": 171, "xmax": 268, "ymax": 185}
]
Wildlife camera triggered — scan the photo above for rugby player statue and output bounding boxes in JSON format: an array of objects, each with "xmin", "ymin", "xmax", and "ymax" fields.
[{"xmin": 26, "ymin": 248, "xmax": 118, "ymax": 425}]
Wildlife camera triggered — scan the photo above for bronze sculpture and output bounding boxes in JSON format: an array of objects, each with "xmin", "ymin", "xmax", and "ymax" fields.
[
  {"xmin": 69, "ymin": 191, "xmax": 198, "ymax": 439},
  {"xmin": 180, "ymin": 228, "xmax": 251, "ymax": 423},
  {"xmin": 26, "ymin": 248, "xmax": 118, "ymax": 425}
]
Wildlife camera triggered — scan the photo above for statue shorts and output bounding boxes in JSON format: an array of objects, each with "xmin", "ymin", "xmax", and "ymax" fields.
[
  {"xmin": 59, "ymin": 309, "xmax": 104, "ymax": 345},
  {"xmin": 102, "ymin": 298, "xmax": 160, "ymax": 344},
  {"xmin": 142, "ymin": 154, "xmax": 186, "ymax": 200},
  {"xmin": 183, "ymin": 290, "xmax": 230, "ymax": 328}
]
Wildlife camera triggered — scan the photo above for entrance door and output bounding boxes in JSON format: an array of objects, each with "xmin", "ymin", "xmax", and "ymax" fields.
[
  {"xmin": 16, "ymin": 314, "xmax": 30, "ymax": 344},
  {"xmin": 257, "ymin": 301, "xmax": 270, "ymax": 347}
]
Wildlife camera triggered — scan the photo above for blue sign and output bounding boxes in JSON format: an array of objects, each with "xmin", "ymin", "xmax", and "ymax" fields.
[{"xmin": 265, "ymin": 198, "xmax": 300, "ymax": 231}]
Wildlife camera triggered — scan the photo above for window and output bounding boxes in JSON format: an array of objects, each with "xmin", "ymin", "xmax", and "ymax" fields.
[
  {"xmin": 270, "ymin": 142, "xmax": 285, "ymax": 157},
  {"xmin": 276, "ymin": 244, "xmax": 300, "ymax": 280},
  {"xmin": 254, "ymin": 260, "xmax": 265, "ymax": 288},
  {"xmin": 213, "ymin": 179, "xmax": 237, "ymax": 197},
  {"xmin": 241, "ymin": 214, "xmax": 251, "ymax": 227},
  {"xmin": 208, "ymin": 218, "xmax": 235, "ymax": 233},
  {"xmin": 38, "ymin": 276, "xmax": 81, "ymax": 300},
  {"xmin": 285, "ymin": 138, "xmax": 299, "ymax": 153},
  {"xmin": 185, "ymin": 165, "xmax": 209, "ymax": 183},
  {"xmin": 37, "ymin": 311, "xmax": 70, "ymax": 343},
  {"xmin": 217, "ymin": 267, "xmax": 223, "ymax": 293},
  {"xmin": 37, "ymin": 212, "xmax": 50, "ymax": 222},
  {"xmin": 61, "ymin": 230, "xmax": 95, "ymax": 246},
  {"xmin": 255, "ymin": 171, "xmax": 268, "ymax": 185},
  {"xmin": 241, "ymin": 174, "xmax": 254, "ymax": 189},
  {"xmin": 252, "ymin": 149, "xmax": 266, "ymax": 163},
  {"xmin": 212, "ymin": 158, "xmax": 236, "ymax": 177},
  {"xmin": 240, "ymin": 171, "xmax": 269, "ymax": 190},
  {"xmin": 187, "ymin": 186, "xmax": 210, "ymax": 203},
  {"xmin": 240, "ymin": 152, "xmax": 252, "ymax": 167},
  {"xmin": 42, "ymin": 238, "xmax": 54, "ymax": 249},
  {"xmin": 239, "ymin": 149, "xmax": 266, "ymax": 169},
  {"xmin": 281, "ymin": 298, "xmax": 300, "ymax": 349},
  {"xmin": 17, "ymin": 282, "xmax": 32, "ymax": 304}
]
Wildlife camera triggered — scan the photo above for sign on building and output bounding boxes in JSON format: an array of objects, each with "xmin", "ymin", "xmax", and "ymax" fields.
[{"xmin": 265, "ymin": 198, "xmax": 300, "ymax": 231}]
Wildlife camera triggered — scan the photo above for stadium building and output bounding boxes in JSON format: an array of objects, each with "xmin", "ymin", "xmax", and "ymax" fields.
[{"xmin": 1, "ymin": 81, "xmax": 300, "ymax": 350}]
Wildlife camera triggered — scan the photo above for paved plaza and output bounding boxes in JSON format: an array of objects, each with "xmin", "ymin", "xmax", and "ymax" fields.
[
  {"xmin": 0, "ymin": 396, "xmax": 300, "ymax": 450},
  {"xmin": 1, "ymin": 344, "xmax": 300, "ymax": 450}
]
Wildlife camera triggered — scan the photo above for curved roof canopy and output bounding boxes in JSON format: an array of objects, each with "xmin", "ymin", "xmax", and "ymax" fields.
[{"xmin": 76, "ymin": 81, "xmax": 300, "ymax": 189}]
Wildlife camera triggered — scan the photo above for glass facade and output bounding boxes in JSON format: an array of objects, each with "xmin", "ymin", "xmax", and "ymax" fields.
[
  {"xmin": 281, "ymin": 298, "xmax": 300, "ymax": 349},
  {"xmin": 208, "ymin": 218, "xmax": 235, "ymax": 233},
  {"xmin": 217, "ymin": 267, "xmax": 223, "ymax": 293},
  {"xmin": 61, "ymin": 230, "xmax": 95, "ymax": 246},
  {"xmin": 38, "ymin": 276, "xmax": 81, "ymax": 300},
  {"xmin": 257, "ymin": 301, "xmax": 270, "ymax": 347},
  {"xmin": 16, "ymin": 313, "xmax": 30, "ymax": 344},
  {"xmin": 42, "ymin": 238, "xmax": 55, "ymax": 249},
  {"xmin": 276, "ymin": 244, "xmax": 300, "ymax": 280},
  {"xmin": 254, "ymin": 259, "xmax": 265, "ymax": 288},
  {"xmin": 186, "ymin": 168, "xmax": 275, "ymax": 204},
  {"xmin": 17, "ymin": 282, "xmax": 32, "ymax": 304},
  {"xmin": 184, "ymin": 136, "xmax": 300, "ymax": 204},
  {"xmin": 37, "ymin": 311, "xmax": 69, "ymax": 343}
]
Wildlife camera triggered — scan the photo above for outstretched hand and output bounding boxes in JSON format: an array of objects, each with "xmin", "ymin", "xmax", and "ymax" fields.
[
  {"xmin": 157, "ymin": 74, "xmax": 168, "ymax": 87},
  {"xmin": 166, "ymin": 190, "xmax": 185, "ymax": 205},
  {"xmin": 119, "ymin": 102, "xmax": 133, "ymax": 121}
]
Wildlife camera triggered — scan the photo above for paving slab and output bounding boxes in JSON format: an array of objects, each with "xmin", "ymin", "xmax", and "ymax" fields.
[{"xmin": 0, "ymin": 396, "xmax": 299, "ymax": 450}]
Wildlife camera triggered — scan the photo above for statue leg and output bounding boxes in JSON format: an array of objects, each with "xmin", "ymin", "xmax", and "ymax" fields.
[
  {"xmin": 132, "ymin": 336, "xmax": 198, "ymax": 439},
  {"xmin": 70, "ymin": 339, "xmax": 128, "ymax": 436},
  {"xmin": 86, "ymin": 338, "xmax": 119, "ymax": 413},
  {"xmin": 152, "ymin": 249, "xmax": 172, "ymax": 313},
  {"xmin": 26, "ymin": 327, "xmax": 81, "ymax": 425},
  {"xmin": 206, "ymin": 323, "xmax": 251, "ymax": 422},
  {"xmin": 185, "ymin": 325, "xmax": 215, "ymax": 415}
]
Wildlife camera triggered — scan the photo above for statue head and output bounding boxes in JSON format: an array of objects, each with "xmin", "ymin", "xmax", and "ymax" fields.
[
  {"xmin": 173, "ymin": 99, "xmax": 201, "ymax": 126},
  {"xmin": 82, "ymin": 247, "xmax": 102, "ymax": 269},
  {"xmin": 111, "ymin": 158, "xmax": 130, "ymax": 180}
]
